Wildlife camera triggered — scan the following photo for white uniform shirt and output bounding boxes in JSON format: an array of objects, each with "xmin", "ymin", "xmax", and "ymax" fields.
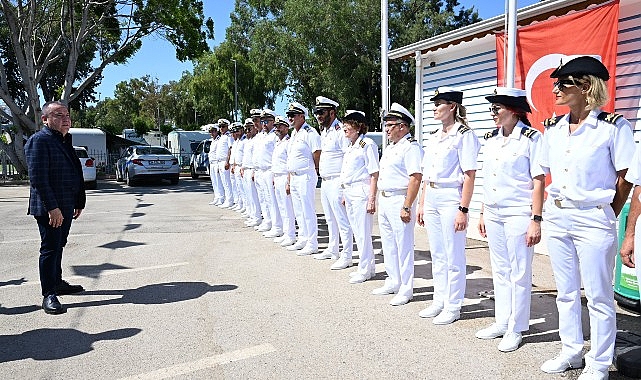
[
  {"xmin": 340, "ymin": 135, "xmax": 379, "ymax": 185},
  {"xmin": 254, "ymin": 129, "xmax": 279, "ymax": 170},
  {"xmin": 421, "ymin": 123, "xmax": 481, "ymax": 185},
  {"xmin": 216, "ymin": 132, "xmax": 233, "ymax": 162},
  {"xmin": 482, "ymin": 122, "xmax": 545, "ymax": 207},
  {"xmin": 287, "ymin": 124, "xmax": 321, "ymax": 173},
  {"xmin": 230, "ymin": 136, "xmax": 246, "ymax": 166},
  {"xmin": 319, "ymin": 118, "xmax": 349, "ymax": 177},
  {"xmin": 208, "ymin": 136, "xmax": 220, "ymax": 163},
  {"xmin": 242, "ymin": 137, "xmax": 255, "ymax": 168},
  {"xmin": 251, "ymin": 131, "xmax": 265, "ymax": 169},
  {"xmin": 625, "ymin": 143, "xmax": 641, "ymax": 191},
  {"xmin": 540, "ymin": 110, "xmax": 635, "ymax": 203},
  {"xmin": 271, "ymin": 135, "xmax": 290, "ymax": 175},
  {"xmin": 377, "ymin": 134, "xmax": 423, "ymax": 192}
]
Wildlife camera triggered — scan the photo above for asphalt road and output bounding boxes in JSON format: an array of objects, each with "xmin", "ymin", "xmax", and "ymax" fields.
[{"xmin": 0, "ymin": 179, "xmax": 639, "ymax": 379}]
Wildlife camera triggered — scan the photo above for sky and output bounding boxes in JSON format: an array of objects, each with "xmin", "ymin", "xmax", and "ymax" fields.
[{"xmin": 93, "ymin": 0, "xmax": 540, "ymax": 109}]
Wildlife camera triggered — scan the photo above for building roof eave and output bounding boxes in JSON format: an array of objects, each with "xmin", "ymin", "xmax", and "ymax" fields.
[{"xmin": 388, "ymin": 0, "xmax": 607, "ymax": 60}]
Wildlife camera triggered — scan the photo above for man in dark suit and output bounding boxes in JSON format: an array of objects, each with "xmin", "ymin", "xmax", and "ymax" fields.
[{"xmin": 25, "ymin": 101, "xmax": 86, "ymax": 314}]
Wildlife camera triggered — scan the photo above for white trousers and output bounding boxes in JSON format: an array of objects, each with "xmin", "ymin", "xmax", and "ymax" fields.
[
  {"xmin": 243, "ymin": 169, "xmax": 261, "ymax": 221},
  {"xmin": 209, "ymin": 162, "xmax": 219, "ymax": 201},
  {"xmin": 344, "ymin": 183, "xmax": 375, "ymax": 275},
  {"xmin": 424, "ymin": 186, "xmax": 466, "ymax": 312},
  {"xmin": 290, "ymin": 170, "xmax": 318, "ymax": 250},
  {"xmin": 274, "ymin": 174, "xmax": 296, "ymax": 240},
  {"xmin": 254, "ymin": 169, "xmax": 271, "ymax": 224},
  {"xmin": 210, "ymin": 160, "xmax": 224, "ymax": 202},
  {"xmin": 232, "ymin": 169, "xmax": 244, "ymax": 208},
  {"xmin": 378, "ymin": 193, "xmax": 415, "ymax": 298},
  {"xmin": 259, "ymin": 169, "xmax": 281, "ymax": 230},
  {"xmin": 545, "ymin": 198, "xmax": 617, "ymax": 372},
  {"xmin": 218, "ymin": 161, "xmax": 233, "ymax": 204},
  {"xmin": 320, "ymin": 177, "xmax": 353, "ymax": 257},
  {"xmin": 483, "ymin": 206, "xmax": 533, "ymax": 333}
]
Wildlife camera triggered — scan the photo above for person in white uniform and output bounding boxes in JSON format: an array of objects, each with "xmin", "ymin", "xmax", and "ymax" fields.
[
  {"xmin": 314, "ymin": 96, "xmax": 354, "ymax": 270},
  {"xmin": 256, "ymin": 109, "xmax": 282, "ymax": 236},
  {"xmin": 242, "ymin": 111, "xmax": 262, "ymax": 227},
  {"xmin": 216, "ymin": 119, "xmax": 235, "ymax": 208},
  {"xmin": 339, "ymin": 110, "xmax": 379, "ymax": 284},
  {"xmin": 229, "ymin": 122, "xmax": 246, "ymax": 212},
  {"xmin": 417, "ymin": 87, "xmax": 480, "ymax": 324},
  {"xmin": 373, "ymin": 102, "xmax": 422, "ymax": 306},
  {"xmin": 538, "ymin": 56, "xmax": 635, "ymax": 380},
  {"xmin": 251, "ymin": 113, "xmax": 271, "ymax": 232},
  {"xmin": 620, "ymin": 143, "xmax": 641, "ymax": 304},
  {"xmin": 285, "ymin": 102, "xmax": 321, "ymax": 255},
  {"xmin": 271, "ymin": 116, "xmax": 297, "ymax": 247},
  {"xmin": 475, "ymin": 87, "xmax": 544, "ymax": 352},
  {"xmin": 207, "ymin": 124, "xmax": 221, "ymax": 205}
]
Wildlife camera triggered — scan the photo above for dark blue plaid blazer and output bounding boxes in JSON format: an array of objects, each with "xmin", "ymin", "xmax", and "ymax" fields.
[{"xmin": 25, "ymin": 127, "xmax": 86, "ymax": 216}]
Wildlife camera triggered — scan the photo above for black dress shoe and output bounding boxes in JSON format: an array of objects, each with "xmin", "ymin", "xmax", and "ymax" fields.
[
  {"xmin": 42, "ymin": 294, "xmax": 66, "ymax": 315},
  {"xmin": 56, "ymin": 280, "xmax": 84, "ymax": 295}
]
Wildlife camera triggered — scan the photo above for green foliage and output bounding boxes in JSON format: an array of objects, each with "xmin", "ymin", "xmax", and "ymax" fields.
[{"xmin": 132, "ymin": 115, "xmax": 154, "ymax": 137}]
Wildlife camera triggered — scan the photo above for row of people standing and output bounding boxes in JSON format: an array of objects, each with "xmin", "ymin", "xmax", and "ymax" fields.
[{"xmin": 205, "ymin": 55, "xmax": 633, "ymax": 380}]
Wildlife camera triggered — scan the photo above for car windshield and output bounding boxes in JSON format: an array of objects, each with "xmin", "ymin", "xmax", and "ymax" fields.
[
  {"xmin": 136, "ymin": 147, "xmax": 171, "ymax": 155},
  {"xmin": 75, "ymin": 149, "xmax": 88, "ymax": 158}
]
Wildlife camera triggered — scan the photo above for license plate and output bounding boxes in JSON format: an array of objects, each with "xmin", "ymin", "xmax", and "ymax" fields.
[{"xmin": 148, "ymin": 160, "xmax": 164, "ymax": 165}]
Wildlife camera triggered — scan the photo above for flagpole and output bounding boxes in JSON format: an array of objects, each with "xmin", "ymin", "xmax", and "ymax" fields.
[
  {"xmin": 506, "ymin": 0, "xmax": 517, "ymax": 87},
  {"xmin": 381, "ymin": 0, "xmax": 389, "ymax": 140}
]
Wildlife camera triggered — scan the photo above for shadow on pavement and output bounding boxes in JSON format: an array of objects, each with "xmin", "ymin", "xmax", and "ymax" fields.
[
  {"xmin": 65, "ymin": 282, "xmax": 237, "ymax": 309},
  {"xmin": 0, "ymin": 327, "xmax": 141, "ymax": 363}
]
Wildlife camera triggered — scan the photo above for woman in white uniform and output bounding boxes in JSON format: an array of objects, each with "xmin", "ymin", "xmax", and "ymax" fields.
[
  {"xmin": 417, "ymin": 87, "xmax": 480, "ymax": 325},
  {"xmin": 476, "ymin": 87, "xmax": 544, "ymax": 352},
  {"xmin": 539, "ymin": 56, "xmax": 635, "ymax": 380},
  {"xmin": 339, "ymin": 110, "xmax": 379, "ymax": 284}
]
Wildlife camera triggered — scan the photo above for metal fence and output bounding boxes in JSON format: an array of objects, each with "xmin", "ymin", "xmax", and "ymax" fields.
[{"xmin": 0, "ymin": 149, "xmax": 18, "ymax": 180}]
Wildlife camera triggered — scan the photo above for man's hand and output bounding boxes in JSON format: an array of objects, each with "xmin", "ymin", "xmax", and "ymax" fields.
[
  {"xmin": 620, "ymin": 235, "xmax": 636, "ymax": 268},
  {"xmin": 48, "ymin": 208, "xmax": 63, "ymax": 228}
]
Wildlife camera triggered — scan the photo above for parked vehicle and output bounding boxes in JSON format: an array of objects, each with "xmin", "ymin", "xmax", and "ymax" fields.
[
  {"xmin": 189, "ymin": 139, "xmax": 211, "ymax": 179},
  {"xmin": 69, "ymin": 128, "xmax": 107, "ymax": 168},
  {"xmin": 74, "ymin": 146, "xmax": 97, "ymax": 189},
  {"xmin": 115, "ymin": 145, "xmax": 180, "ymax": 186},
  {"xmin": 167, "ymin": 130, "xmax": 210, "ymax": 167}
]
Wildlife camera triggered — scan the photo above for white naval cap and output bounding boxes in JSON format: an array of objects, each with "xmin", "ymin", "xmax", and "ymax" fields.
[
  {"xmin": 383, "ymin": 102, "xmax": 414, "ymax": 125},
  {"xmin": 217, "ymin": 118, "xmax": 231, "ymax": 126},
  {"xmin": 244, "ymin": 118, "xmax": 254, "ymax": 126},
  {"xmin": 485, "ymin": 87, "xmax": 532, "ymax": 113},
  {"xmin": 343, "ymin": 110, "xmax": 367, "ymax": 124},
  {"xmin": 286, "ymin": 102, "xmax": 309, "ymax": 118},
  {"xmin": 261, "ymin": 108, "xmax": 276, "ymax": 119},
  {"xmin": 314, "ymin": 96, "xmax": 339, "ymax": 110},
  {"xmin": 208, "ymin": 123, "xmax": 219, "ymax": 132},
  {"xmin": 274, "ymin": 115, "xmax": 290, "ymax": 126},
  {"xmin": 429, "ymin": 86, "xmax": 463, "ymax": 104},
  {"xmin": 249, "ymin": 108, "xmax": 262, "ymax": 117}
]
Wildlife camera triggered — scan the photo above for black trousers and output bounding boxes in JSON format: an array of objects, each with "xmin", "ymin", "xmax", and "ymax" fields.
[{"xmin": 35, "ymin": 211, "xmax": 73, "ymax": 297}]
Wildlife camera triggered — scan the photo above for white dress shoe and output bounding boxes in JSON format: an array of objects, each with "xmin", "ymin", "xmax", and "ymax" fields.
[
  {"xmin": 476, "ymin": 323, "xmax": 507, "ymax": 339},
  {"xmin": 273, "ymin": 235, "xmax": 286, "ymax": 243},
  {"xmin": 286, "ymin": 240, "xmax": 306, "ymax": 251},
  {"xmin": 371, "ymin": 286, "xmax": 398, "ymax": 295},
  {"xmin": 432, "ymin": 310, "xmax": 460, "ymax": 325},
  {"xmin": 208, "ymin": 200, "xmax": 217, "ymax": 205},
  {"xmin": 263, "ymin": 230, "xmax": 283, "ymax": 238},
  {"xmin": 247, "ymin": 219, "xmax": 262, "ymax": 227},
  {"xmin": 540, "ymin": 354, "xmax": 583, "ymax": 374},
  {"xmin": 280, "ymin": 238, "xmax": 297, "ymax": 247},
  {"xmin": 389, "ymin": 295, "xmax": 412, "ymax": 306},
  {"xmin": 348, "ymin": 273, "xmax": 372, "ymax": 284},
  {"xmin": 418, "ymin": 304, "xmax": 443, "ymax": 318},
  {"xmin": 296, "ymin": 247, "xmax": 318, "ymax": 256},
  {"xmin": 313, "ymin": 249, "xmax": 336, "ymax": 260},
  {"xmin": 577, "ymin": 366, "xmax": 608, "ymax": 380},
  {"xmin": 497, "ymin": 332, "xmax": 522, "ymax": 352},
  {"xmin": 330, "ymin": 257, "xmax": 352, "ymax": 270},
  {"xmin": 220, "ymin": 202, "xmax": 233, "ymax": 208}
]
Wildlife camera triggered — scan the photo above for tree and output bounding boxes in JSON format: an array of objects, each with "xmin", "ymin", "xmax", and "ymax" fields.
[{"xmin": 0, "ymin": 0, "xmax": 214, "ymax": 176}]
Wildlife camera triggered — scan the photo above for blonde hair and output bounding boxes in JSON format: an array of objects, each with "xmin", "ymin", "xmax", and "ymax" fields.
[
  {"xmin": 571, "ymin": 74, "xmax": 609, "ymax": 110},
  {"xmin": 453, "ymin": 103, "xmax": 469, "ymax": 127}
]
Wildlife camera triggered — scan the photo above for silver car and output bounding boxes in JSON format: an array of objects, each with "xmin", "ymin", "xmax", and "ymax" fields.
[{"xmin": 115, "ymin": 145, "xmax": 180, "ymax": 186}]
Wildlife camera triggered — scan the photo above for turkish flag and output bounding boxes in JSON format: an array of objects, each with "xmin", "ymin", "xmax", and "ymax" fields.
[{"xmin": 496, "ymin": 1, "xmax": 620, "ymax": 131}]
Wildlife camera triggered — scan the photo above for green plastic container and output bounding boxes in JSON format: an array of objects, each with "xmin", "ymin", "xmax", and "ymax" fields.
[{"xmin": 615, "ymin": 203, "xmax": 640, "ymax": 311}]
